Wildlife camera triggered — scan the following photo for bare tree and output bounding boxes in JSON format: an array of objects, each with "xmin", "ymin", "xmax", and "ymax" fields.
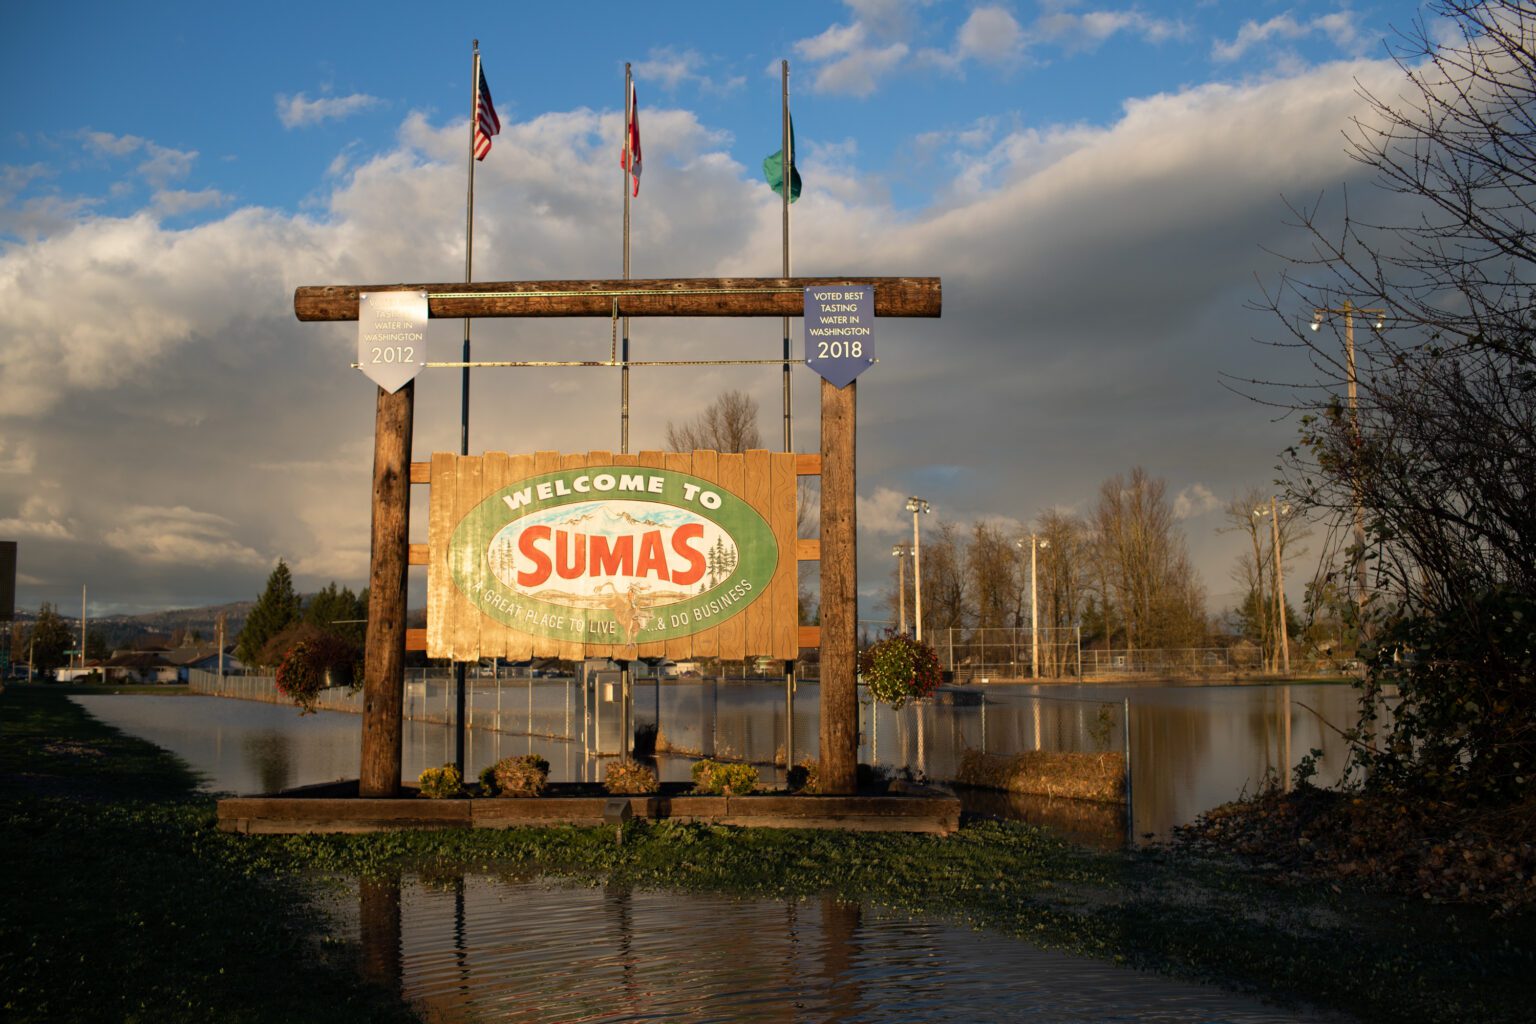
[
  {"xmin": 664, "ymin": 390, "xmax": 763, "ymax": 453},
  {"xmin": 1092, "ymin": 468, "xmax": 1206, "ymax": 654},
  {"xmin": 1033, "ymin": 510, "xmax": 1090, "ymax": 677},
  {"xmin": 1248, "ymin": 1, "xmax": 1536, "ymax": 797}
]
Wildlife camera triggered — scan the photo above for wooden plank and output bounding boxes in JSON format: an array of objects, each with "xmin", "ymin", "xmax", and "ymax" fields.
[
  {"xmin": 479, "ymin": 452, "xmax": 513, "ymax": 662},
  {"xmin": 406, "ymin": 629, "xmax": 426, "ymax": 652},
  {"xmin": 795, "ymin": 453, "xmax": 822, "ymax": 476},
  {"xmin": 408, "ymin": 544, "xmax": 428, "ymax": 566},
  {"xmin": 770, "ymin": 452, "xmax": 798, "ymax": 660},
  {"xmin": 663, "ymin": 450, "xmax": 696, "ymax": 662},
  {"xmin": 502, "ymin": 453, "xmax": 535, "ymax": 662},
  {"xmin": 449, "ymin": 456, "xmax": 484, "ymax": 662},
  {"xmin": 410, "ymin": 462, "xmax": 431, "ymax": 484},
  {"xmin": 688, "ymin": 450, "xmax": 719, "ymax": 662},
  {"xmin": 743, "ymin": 449, "xmax": 774, "ymax": 658},
  {"xmin": 634, "ymin": 449, "xmax": 668, "ymax": 663},
  {"xmin": 796, "ymin": 538, "xmax": 820, "ymax": 562},
  {"xmin": 552, "ymin": 451, "xmax": 593, "ymax": 663},
  {"xmin": 528, "ymin": 452, "xmax": 565, "ymax": 661},
  {"xmin": 295, "ymin": 276, "xmax": 942, "ymax": 322},
  {"xmin": 425, "ymin": 453, "xmax": 456, "ymax": 658},
  {"xmin": 716, "ymin": 452, "xmax": 747, "ymax": 661},
  {"xmin": 361, "ymin": 382, "xmax": 413, "ymax": 798},
  {"xmin": 799, "ymin": 625, "xmax": 820, "ymax": 649},
  {"xmin": 820, "ymin": 379, "xmax": 858, "ymax": 794}
]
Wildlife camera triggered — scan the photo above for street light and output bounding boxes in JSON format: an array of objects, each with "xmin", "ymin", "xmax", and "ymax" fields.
[
  {"xmin": 1015, "ymin": 535, "xmax": 1050, "ymax": 679},
  {"xmin": 1311, "ymin": 300, "xmax": 1385, "ymax": 626},
  {"xmin": 892, "ymin": 544, "xmax": 911, "ymax": 635},
  {"xmin": 1254, "ymin": 498, "xmax": 1293, "ymax": 675},
  {"xmin": 905, "ymin": 497, "xmax": 930, "ymax": 642}
]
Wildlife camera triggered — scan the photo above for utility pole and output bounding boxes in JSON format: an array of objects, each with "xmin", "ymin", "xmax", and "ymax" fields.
[
  {"xmin": 906, "ymin": 497, "xmax": 929, "ymax": 642},
  {"xmin": 892, "ymin": 544, "xmax": 910, "ymax": 634},
  {"xmin": 1311, "ymin": 301, "xmax": 1385, "ymax": 643}
]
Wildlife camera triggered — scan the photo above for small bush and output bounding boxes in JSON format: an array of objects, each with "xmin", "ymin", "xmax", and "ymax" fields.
[
  {"xmin": 787, "ymin": 758, "xmax": 820, "ymax": 794},
  {"xmin": 418, "ymin": 763, "xmax": 463, "ymax": 799},
  {"xmin": 859, "ymin": 633, "xmax": 943, "ymax": 708},
  {"xmin": 492, "ymin": 754, "xmax": 550, "ymax": 797},
  {"xmin": 604, "ymin": 759, "xmax": 658, "ymax": 794},
  {"xmin": 690, "ymin": 759, "xmax": 760, "ymax": 795},
  {"xmin": 477, "ymin": 763, "xmax": 499, "ymax": 796}
]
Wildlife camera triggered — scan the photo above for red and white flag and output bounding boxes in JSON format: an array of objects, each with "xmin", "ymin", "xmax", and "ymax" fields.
[
  {"xmin": 620, "ymin": 82, "xmax": 642, "ymax": 196},
  {"xmin": 474, "ymin": 67, "xmax": 500, "ymax": 161}
]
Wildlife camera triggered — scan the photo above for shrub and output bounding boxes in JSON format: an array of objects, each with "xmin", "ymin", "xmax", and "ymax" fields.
[
  {"xmin": 418, "ymin": 763, "xmax": 462, "ymax": 799},
  {"xmin": 787, "ymin": 758, "xmax": 820, "ymax": 794},
  {"xmin": 477, "ymin": 763, "xmax": 499, "ymax": 796},
  {"xmin": 604, "ymin": 759, "xmax": 658, "ymax": 794},
  {"xmin": 492, "ymin": 754, "xmax": 550, "ymax": 797},
  {"xmin": 273, "ymin": 629, "xmax": 361, "ymax": 714},
  {"xmin": 859, "ymin": 633, "xmax": 943, "ymax": 708},
  {"xmin": 690, "ymin": 759, "xmax": 760, "ymax": 795}
]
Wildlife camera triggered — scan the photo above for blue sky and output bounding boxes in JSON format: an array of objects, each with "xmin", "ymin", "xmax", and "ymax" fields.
[{"xmin": 1, "ymin": 1, "xmax": 1431, "ymax": 618}]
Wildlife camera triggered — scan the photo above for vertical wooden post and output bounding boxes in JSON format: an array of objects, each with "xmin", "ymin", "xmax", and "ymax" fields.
[
  {"xmin": 819, "ymin": 379, "xmax": 858, "ymax": 793},
  {"xmin": 361, "ymin": 382, "xmax": 414, "ymax": 797}
]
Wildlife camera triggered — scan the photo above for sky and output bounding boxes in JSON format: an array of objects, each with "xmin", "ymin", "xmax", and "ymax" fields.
[{"xmin": 1, "ymin": 0, "xmax": 1433, "ymax": 623}]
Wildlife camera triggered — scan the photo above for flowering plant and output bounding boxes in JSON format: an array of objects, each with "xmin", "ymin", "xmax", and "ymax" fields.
[
  {"xmin": 274, "ymin": 631, "xmax": 360, "ymax": 714},
  {"xmin": 858, "ymin": 633, "xmax": 943, "ymax": 708}
]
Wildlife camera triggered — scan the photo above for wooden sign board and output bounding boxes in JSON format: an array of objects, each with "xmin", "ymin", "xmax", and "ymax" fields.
[{"xmin": 427, "ymin": 450, "xmax": 798, "ymax": 662}]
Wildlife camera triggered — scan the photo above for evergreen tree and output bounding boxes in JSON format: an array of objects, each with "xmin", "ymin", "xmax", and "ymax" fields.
[
  {"xmin": 236, "ymin": 561, "xmax": 300, "ymax": 666},
  {"xmin": 26, "ymin": 603, "xmax": 74, "ymax": 671},
  {"xmin": 302, "ymin": 582, "xmax": 367, "ymax": 647}
]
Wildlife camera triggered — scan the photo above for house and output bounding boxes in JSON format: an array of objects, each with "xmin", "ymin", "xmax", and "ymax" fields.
[{"xmin": 162, "ymin": 645, "xmax": 243, "ymax": 681}]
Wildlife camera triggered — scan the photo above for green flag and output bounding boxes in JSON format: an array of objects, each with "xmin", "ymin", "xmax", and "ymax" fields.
[{"xmin": 763, "ymin": 116, "xmax": 801, "ymax": 202}]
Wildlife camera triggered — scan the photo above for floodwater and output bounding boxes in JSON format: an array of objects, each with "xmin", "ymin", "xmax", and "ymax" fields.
[
  {"xmin": 316, "ymin": 873, "xmax": 1321, "ymax": 1023},
  {"xmin": 74, "ymin": 678, "xmax": 1362, "ymax": 840},
  {"xmin": 71, "ymin": 685, "xmax": 1350, "ymax": 1022}
]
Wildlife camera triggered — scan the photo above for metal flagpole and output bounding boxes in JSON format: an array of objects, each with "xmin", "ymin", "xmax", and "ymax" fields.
[
  {"xmin": 780, "ymin": 59, "xmax": 796, "ymax": 772},
  {"xmin": 621, "ymin": 63, "xmax": 633, "ymax": 454},
  {"xmin": 454, "ymin": 39, "xmax": 481, "ymax": 777}
]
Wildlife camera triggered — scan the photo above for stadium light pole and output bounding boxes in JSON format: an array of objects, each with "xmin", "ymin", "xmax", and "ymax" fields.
[
  {"xmin": 906, "ymin": 497, "xmax": 930, "ymax": 642},
  {"xmin": 1254, "ymin": 499, "xmax": 1293, "ymax": 675},
  {"xmin": 1015, "ymin": 535, "xmax": 1050, "ymax": 678},
  {"xmin": 1311, "ymin": 301, "xmax": 1384, "ymax": 638},
  {"xmin": 892, "ymin": 544, "xmax": 911, "ymax": 635}
]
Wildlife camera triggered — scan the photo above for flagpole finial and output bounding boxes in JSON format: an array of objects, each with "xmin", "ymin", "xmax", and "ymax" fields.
[{"xmin": 473, "ymin": 38, "xmax": 479, "ymax": 51}]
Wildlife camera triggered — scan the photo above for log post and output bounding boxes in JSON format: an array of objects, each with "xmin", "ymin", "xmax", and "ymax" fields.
[
  {"xmin": 361, "ymin": 382, "xmax": 414, "ymax": 797},
  {"xmin": 819, "ymin": 379, "xmax": 858, "ymax": 794}
]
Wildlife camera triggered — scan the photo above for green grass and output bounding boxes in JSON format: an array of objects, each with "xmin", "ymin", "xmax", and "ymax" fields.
[{"xmin": 4, "ymin": 685, "xmax": 1533, "ymax": 1024}]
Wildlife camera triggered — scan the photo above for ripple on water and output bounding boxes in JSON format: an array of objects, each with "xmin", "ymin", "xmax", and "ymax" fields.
[{"xmin": 319, "ymin": 875, "xmax": 1325, "ymax": 1023}]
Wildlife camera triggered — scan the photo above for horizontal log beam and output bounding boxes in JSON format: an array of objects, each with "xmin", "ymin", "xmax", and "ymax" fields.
[
  {"xmin": 411, "ymin": 453, "xmax": 820, "ymax": 483},
  {"xmin": 406, "ymin": 625, "xmax": 820, "ymax": 654},
  {"xmin": 295, "ymin": 277, "xmax": 940, "ymax": 322}
]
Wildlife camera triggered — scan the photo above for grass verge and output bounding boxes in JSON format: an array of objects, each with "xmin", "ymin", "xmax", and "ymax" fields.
[{"xmin": 0, "ymin": 685, "xmax": 419, "ymax": 1024}]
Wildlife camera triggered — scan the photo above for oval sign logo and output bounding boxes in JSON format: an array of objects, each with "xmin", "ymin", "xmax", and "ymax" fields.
[{"xmin": 448, "ymin": 466, "xmax": 778, "ymax": 647}]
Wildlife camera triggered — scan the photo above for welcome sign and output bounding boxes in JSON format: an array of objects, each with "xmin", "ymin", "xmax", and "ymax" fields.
[{"xmin": 427, "ymin": 450, "xmax": 800, "ymax": 662}]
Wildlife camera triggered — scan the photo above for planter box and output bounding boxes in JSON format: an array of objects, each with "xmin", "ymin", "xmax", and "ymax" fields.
[{"xmin": 217, "ymin": 780, "xmax": 959, "ymax": 836}]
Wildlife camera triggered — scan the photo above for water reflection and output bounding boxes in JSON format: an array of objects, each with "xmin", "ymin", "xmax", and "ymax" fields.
[
  {"xmin": 74, "ymin": 680, "xmax": 1365, "ymax": 840},
  {"xmin": 333, "ymin": 872, "xmax": 1312, "ymax": 1023}
]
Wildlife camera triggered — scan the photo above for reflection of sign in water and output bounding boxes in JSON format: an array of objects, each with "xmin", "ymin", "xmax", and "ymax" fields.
[
  {"xmin": 804, "ymin": 284, "xmax": 875, "ymax": 388},
  {"xmin": 430, "ymin": 454, "xmax": 797, "ymax": 659},
  {"xmin": 357, "ymin": 290, "xmax": 428, "ymax": 393}
]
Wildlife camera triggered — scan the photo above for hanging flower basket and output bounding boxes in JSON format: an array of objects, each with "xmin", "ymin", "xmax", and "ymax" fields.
[
  {"xmin": 859, "ymin": 633, "xmax": 943, "ymax": 709},
  {"xmin": 275, "ymin": 632, "xmax": 362, "ymax": 714}
]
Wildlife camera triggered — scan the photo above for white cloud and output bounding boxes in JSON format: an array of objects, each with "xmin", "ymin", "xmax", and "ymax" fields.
[
  {"xmin": 1213, "ymin": 12, "xmax": 1362, "ymax": 63},
  {"xmin": 80, "ymin": 131, "xmax": 197, "ymax": 187},
  {"xmin": 152, "ymin": 188, "xmax": 227, "ymax": 216},
  {"xmin": 1032, "ymin": 8, "xmax": 1190, "ymax": 52},
  {"xmin": 634, "ymin": 47, "xmax": 744, "ymax": 95},
  {"xmin": 0, "ymin": 493, "xmax": 72, "ymax": 540},
  {"xmin": 956, "ymin": 7, "xmax": 1026, "ymax": 65},
  {"xmin": 1174, "ymin": 483, "xmax": 1222, "ymax": 520},
  {"xmin": 102, "ymin": 505, "xmax": 267, "ymax": 568},
  {"xmin": 276, "ymin": 91, "xmax": 382, "ymax": 129}
]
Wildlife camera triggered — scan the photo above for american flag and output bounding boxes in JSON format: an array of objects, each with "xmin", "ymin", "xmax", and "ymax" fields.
[
  {"xmin": 620, "ymin": 82, "xmax": 641, "ymax": 196},
  {"xmin": 474, "ymin": 67, "xmax": 500, "ymax": 161}
]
